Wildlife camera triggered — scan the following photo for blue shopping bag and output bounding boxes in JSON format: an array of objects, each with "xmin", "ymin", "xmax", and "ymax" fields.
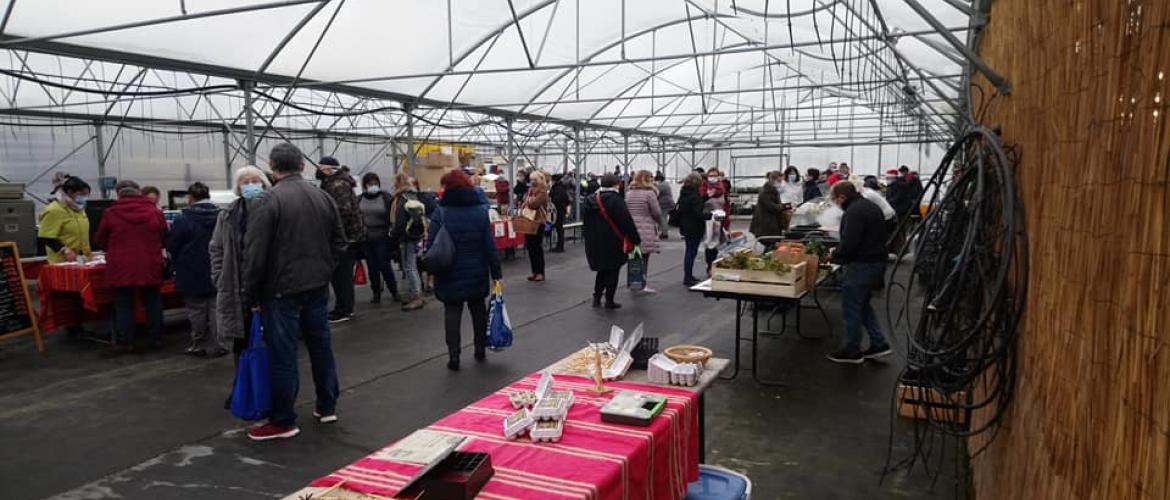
[
  {"xmin": 486, "ymin": 282, "xmax": 513, "ymax": 351},
  {"xmin": 231, "ymin": 314, "xmax": 271, "ymax": 421}
]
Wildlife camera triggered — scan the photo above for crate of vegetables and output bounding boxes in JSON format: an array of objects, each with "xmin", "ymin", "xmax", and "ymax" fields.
[{"xmin": 711, "ymin": 251, "xmax": 807, "ymax": 297}]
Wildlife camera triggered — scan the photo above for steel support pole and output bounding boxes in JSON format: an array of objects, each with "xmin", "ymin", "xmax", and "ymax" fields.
[
  {"xmin": 241, "ymin": 80, "xmax": 257, "ymax": 165},
  {"xmin": 900, "ymin": 0, "xmax": 1010, "ymax": 94},
  {"xmin": 317, "ymin": 133, "xmax": 326, "ymax": 160},
  {"xmin": 573, "ymin": 127, "xmax": 582, "ymax": 221},
  {"xmin": 222, "ymin": 127, "xmax": 232, "ymax": 188},
  {"xmin": 93, "ymin": 120, "xmax": 108, "ymax": 199},
  {"xmin": 505, "ymin": 118, "xmax": 515, "ymax": 191},
  {"xmin": 562, "ymin": 137, "xmax": 569, "ymax": 174},
  {"xmin": 622, "ymin": 133, "xmax": 630, "ymax": 176},
  {"xmin": 405, "ymin": 104, "xmax": 416, "ymax": 176},
  {"xmin": 690, "ymin": 142, "xmax": 697, "ymax": 170},
  {"xmin": 391, "ymin": 140, "xmax": 399, "ymax": 175}
]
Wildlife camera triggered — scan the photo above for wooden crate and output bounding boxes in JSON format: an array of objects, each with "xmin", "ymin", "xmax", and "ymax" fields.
[
  {"xmin": 896, "ymin": 384, "xmax": 968, "ymax": 425},
  {"xmin": 711, "ymin": 261, "xmax": 807, "ymax": 297}
]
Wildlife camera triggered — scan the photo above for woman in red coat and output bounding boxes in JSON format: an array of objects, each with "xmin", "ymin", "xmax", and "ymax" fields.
[{"xmin": 95, "ymin": 180, "xmax": 168, "ymax": 353}]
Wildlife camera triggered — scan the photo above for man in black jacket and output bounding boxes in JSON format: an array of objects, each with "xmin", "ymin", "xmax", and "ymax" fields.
[
  {"xmin": 243, "ymin": 143, "xmax": 347, "ymax": 440},
  {"xmin": 826, "ymin": 182, "xmax": 892, "ymax": 364},
  {"xmin": 317, "ymin": 156, "xmax": 364, "ymax": 323},
  {"xmin": 167, "ymin": 182, "xmax": 223, "ymax": 358}
]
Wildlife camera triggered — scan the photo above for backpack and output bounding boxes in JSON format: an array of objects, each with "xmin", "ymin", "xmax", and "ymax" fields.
[{"xmin": 403, "ymin": 198, "xmax": 427, "ymax": 241}]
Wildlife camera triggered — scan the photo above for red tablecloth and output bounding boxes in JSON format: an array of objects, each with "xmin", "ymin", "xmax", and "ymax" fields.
[
  {"xmin": 309, "ymin": 373, "xmax": 700, "ymax": 500},
  {"xmin": 493, "ymin": 220, "xmax": 526, "ymax": 250},
  {"xmin": 37, "ymin": 263, "xmax": 181, "ymax": 332}
]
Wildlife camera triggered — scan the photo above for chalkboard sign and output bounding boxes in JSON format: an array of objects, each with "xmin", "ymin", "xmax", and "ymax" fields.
[{"xmin": 0, "ymin": 241, "xmax": 43, "ymax": 352}]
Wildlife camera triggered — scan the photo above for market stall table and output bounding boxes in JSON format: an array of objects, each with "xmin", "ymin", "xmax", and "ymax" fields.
[
  {"xmin": 285, "ymin": 353, "xmax": 728, "ymax": 500},
  {"xmin": 492, "ymin": 219, "xmax": 525, "ymax": 251},
  {"xmin": 689, "ymin": 265, "xmax": 839, "ymax": 386},
  {"xmin": 37, "ymin": 262, "xmax": 182, "ymax": 336}
]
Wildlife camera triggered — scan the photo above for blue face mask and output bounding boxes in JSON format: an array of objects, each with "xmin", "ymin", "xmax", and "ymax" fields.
[
  {"xmin": 241, "ymin": 183, "xmax": 264, "ymax": 200},
  {"xmin": 73, "ymin": 195, "xmax": 88, "ymax": 207},
  {"xmin": 366, "ymin": 185, "xmax": 381, "ymax": 195}
]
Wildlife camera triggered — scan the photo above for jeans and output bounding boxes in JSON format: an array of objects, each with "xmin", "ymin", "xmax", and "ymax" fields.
[
  {"xmin": 362, "ymin": 237, "xmax": 398, "ymax": 299},
  {"xmin": 113, "ymin": 286, "xmax": 162, "ymax": 345},
  {"xmin": 330, "ymin": 244, "xmax": 356, "ymax": 315},
  {"xmin": 841, "ymin": 262, "xmax": 888, "ymax": 353},
  {"xmin": 444, "ymin": 299, "xmax": 487, "ymax": 354},
  {"xmin": 263, "ymin": 286, "xmax": 338, "ymax": 427},
  {"xmin": 594, "ymin": 269, "xmax": 620, "ymax": 303},
  {"xmin": 400, "ymin": 240, "xmax": 423, "ymax": 300},
  {"xmin": 526, "ymin": 225, "xmax": 545, "ymax": 275},
  {"xmin": 683, "ymin": 236, "xmax": 701, "ymax": 281}
]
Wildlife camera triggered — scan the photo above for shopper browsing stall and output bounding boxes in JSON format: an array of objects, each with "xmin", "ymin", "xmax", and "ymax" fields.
[
  {"xmin": 825, "ymin": 182, "xmax": 892, "ymax": 364},
  {"xmin": 676, "ymin": 173, "xmax": 706, "ymax": 286},
  {"xmin": 167, "ymin": 182, "xmax": 225, "ymax": 358}
]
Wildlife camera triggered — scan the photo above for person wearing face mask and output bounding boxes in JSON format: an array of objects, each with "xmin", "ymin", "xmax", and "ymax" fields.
[
  {"xmin": 698, "ymin": 168, "xmax": 730, "ymax": 272},
  {"xmin": 778, "ymin": 166, "xmax": 804, "ymax": 223},
  {"xmin": 358, "ymin": 172, "xmax": 401, "ymax": 305},
  {"xmin": 38, "ymin": 174, "xmax": 93, "ymax": 264},
  {"xmin": 167, "ymin": 182, "xmax": 225, "ymax": 358},
  {"xmin": 210, "ymin": 166, "xmax": 271, "ymax": 406},
  {"xmin": 317, "ymin": 156, "xmax": 365, "ymax": 323},
  {"xmin": 803, "ymin": 168, "xmax": 824, "ymax": 202},
  {"xmin": 749, "ymin": 171, "xmax": 785, "ymax": 244},
  {"xmin": 825, "ymin": 182, "xmax": 892, "ymax": 365}
]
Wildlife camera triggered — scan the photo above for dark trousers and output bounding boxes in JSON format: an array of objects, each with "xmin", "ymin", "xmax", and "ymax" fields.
[
  {"xmin": 526, "ymin": 226, "xmax": 545, "ymax": 275},
  {"xmin": 113, "ymin": 286, "xmax": 162, "ymax": 345},
  {"xmin": 362, "ymin": 237, "xmax": 398, "ymax": 298},
  {"xmin": 683, "ymin": 236, "xmax": 701, "ymax": 281},
  {"xmin": 704, "ymin": 248, "xmax": 719, "ymax": 273},
  {"xmin": 263, "ymin": 286, "xmax": 338, "ymax": 427},
  {"xmin": 330, "ymin": 244, "xmax": 356, "ymax": 315},
  {"xmin": 444, "ymin": 299, "xmax": 488, "ymax": 354},
  {"xmin": 553, "ymin": 206, "xmax": 567, "ymax": 250},
  {"xmin": 842, "ymin": 262, "xmax": 888, "ymax": 353},
  {"xmin": 594, "ymin": 269, "xmax": 620, "ymax": 303}
]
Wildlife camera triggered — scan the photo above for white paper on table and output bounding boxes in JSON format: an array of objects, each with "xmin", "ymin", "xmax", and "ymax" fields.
[
  {"xmin": 507, "ymin": 222, "xmax": 516, "ymax": 239},
  {"xmin": 374, "ymin": 429, "xmax": 465, "ymax": 465},
  {"xmin": 494, "ymin": 222, "xmax": 505, "ymax": 238}
]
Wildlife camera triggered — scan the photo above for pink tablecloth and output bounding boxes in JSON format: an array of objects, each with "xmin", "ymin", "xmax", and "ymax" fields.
[{"xmin": 309, "ymin": 373, "xmax": 700, "ymax": 500}]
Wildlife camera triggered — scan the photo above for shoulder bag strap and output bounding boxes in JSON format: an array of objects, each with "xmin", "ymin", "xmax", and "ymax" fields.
[{"xmin": 595, "ymin": 192, "xmax": 627, "ymax": 243}]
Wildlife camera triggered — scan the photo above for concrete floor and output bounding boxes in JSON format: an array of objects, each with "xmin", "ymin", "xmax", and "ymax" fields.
[{"xmin": 0, "ymin": 236, "xmax": 958, "ymax": 500}]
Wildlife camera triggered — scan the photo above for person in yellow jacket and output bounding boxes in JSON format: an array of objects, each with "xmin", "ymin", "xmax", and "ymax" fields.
[{"xmin": 38, "ymin": 175, "xmax": 92, "ymax": 263}]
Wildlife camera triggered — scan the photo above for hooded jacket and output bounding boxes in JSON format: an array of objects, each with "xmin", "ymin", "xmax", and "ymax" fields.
[
  {"xmin": 675, "ymin": 185, "xmax": 706, "ymax": 239},
  {"xmin": 749, "ymin": 182, "xmax": 785, "ymax": 239},
  {"xmin": 166, "ymin": 201, "xmax": 221, "ymax": 296},
  {"xmin": 426, "ymin": 186, "xmax": 502, "ymax": 304},
  {"xmin": 95, "ymin": 195, "xmax": 168, "ymax": 288}
]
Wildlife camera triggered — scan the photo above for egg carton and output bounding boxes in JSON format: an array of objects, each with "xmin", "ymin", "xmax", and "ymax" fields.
[
  {"xmin": 509, "ymin": 390, "xmax": 537, "ymax": 409},
  {"xmin": 530, "ymin": 396, "xmax": 571, "ymax": 421},
  {"xmin": 503, "ymin": 408, "xmax": 534, "ymax": 440},
  {"xmin": 530, "ymin": 419, "xmax": 564, "ymax": 443},
  {"xmin": 647, "ymin": 353, "xmax": 704, "ymax": 387}
]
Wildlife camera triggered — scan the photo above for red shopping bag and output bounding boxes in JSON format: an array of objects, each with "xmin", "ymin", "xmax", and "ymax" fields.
[{"xmin": 353, "ymin": 261, "xmax": 368, "ymax": 285}]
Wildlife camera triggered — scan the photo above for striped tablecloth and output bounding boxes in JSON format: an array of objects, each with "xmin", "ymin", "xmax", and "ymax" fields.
[
  {"xmin": 298, "ymin": 373, "xmax": 700, "ymax": 500},
  {"xmin": 36, "ymin": 263, "xmax": 179, "ymax": 332}
]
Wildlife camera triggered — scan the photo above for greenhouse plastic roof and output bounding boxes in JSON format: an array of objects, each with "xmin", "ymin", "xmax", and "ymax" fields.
[{"xmin": 0, "ymin": 0, "xmax": 979, "ymax": 147}]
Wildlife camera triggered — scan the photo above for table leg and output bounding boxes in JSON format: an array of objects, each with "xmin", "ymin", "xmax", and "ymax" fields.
[
  {"xmin": 810, "ymin": 285, "xmax": 834, "ymax": 337},
  {"xmin": 752, "ymin": 300, "xmax": 785, "ymax": 386},
  {"xmin": 719, "ymin": 299, "xmax": 742, "ymax": 381},
  {"xmin": 698, "ymin": 394, "xmax": 707, "ymax": 463}
]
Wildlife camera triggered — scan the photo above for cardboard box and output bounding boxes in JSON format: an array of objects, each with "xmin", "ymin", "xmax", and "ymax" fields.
[{"xmin": 896, "ymin": 384, "xmax": 968, "ymax": 424}]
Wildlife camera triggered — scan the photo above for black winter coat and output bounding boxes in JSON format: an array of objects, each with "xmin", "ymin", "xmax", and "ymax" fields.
[
  {"xmin": 550, "ymin": 182, "xmax": 571, "ymax": 210},
  {"xmin": 675, "ymin": 185, "xmax": 705, "ymax": 239},
  {"xmin": 427, "ymin": 187, "xmax": 502, "ymax": 304},
  {"xmin": 833, "ymin": 195, "xmax": 889, "ymax": 264},
  {"xmin": 802, "ymin": 180, "xmax": 823, "ymax": 203},
  {"xmin": 884, "ymin": 178, "xmax": 914, "ymax": 219},
  {"xmin": 749, "ymin": 183, "xmax": 785, "ymax": 239},
  {"xmin": 167, "ymin": 202, "xmax": 220, "ymax": 297},
  {"xmin": 582, "ymin": 190, "xmax": 641, "ymax": 271}
]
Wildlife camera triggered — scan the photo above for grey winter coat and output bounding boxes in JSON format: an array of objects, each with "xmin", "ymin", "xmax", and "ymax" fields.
[{"xmin": 209, "ymin": 198, "xmax": 250, "ymax": 340}]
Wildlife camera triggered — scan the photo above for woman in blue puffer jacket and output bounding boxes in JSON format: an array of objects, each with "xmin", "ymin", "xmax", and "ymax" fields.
[{"xmin": 427, "ymin": 170, "xmax": 503, "ymax": 371}]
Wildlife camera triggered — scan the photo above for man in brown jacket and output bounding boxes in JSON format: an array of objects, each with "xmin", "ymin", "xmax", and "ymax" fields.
[{"xmin": 317, "ymin": 156, "xmax": 365, "ymax": 323}]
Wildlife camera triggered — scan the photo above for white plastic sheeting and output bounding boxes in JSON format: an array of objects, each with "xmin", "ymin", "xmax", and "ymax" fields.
[{"xmin": 0, "ymin": 0, "xmax": 974, "ymax": 142}]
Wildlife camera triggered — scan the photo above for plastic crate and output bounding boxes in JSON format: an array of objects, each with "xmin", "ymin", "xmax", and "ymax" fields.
[{"xmin": 686, "ymin": 465, "xmax": 752, "ymax": 500}]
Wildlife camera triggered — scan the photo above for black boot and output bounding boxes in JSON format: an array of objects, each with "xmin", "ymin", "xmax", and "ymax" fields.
[
  {"xmin": 447, "ymin": 350, "xmax": 460, "ymax": 371},
  {"xmin": 474, "ymin": 346, "xmax": 486, "ymax": 361},
  {"xmin": 370, "ymin": 292, "xmax": 382, "ymax": 304},
  {"xmin": 592, "ymin": 295, "xmax": 602, "ymax": 308},
  {"xmin": 605, "ymin": 301, "xmax": 622, "ymax": 310}
]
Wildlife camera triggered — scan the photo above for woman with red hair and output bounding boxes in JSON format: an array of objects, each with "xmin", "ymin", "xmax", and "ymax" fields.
[{"xmin": 426, "ymin": 170, "xmax": 503, "ymax": 370}]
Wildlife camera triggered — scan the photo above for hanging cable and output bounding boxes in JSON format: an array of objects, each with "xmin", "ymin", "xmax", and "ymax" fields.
[{"xmin": 881, "ymin": 126, "xmax": 1028, "ymax": 496}]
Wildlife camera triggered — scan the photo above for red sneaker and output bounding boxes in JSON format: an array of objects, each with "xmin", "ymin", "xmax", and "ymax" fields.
[{"xmin": 247, "ymin": 423, "xmax": 300, "ymax": 441}]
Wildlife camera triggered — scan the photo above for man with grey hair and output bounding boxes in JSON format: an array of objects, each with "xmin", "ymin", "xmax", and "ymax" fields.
[{"xmin": 242, "ymin": 142, "xmax": 347, "ymax": 441}]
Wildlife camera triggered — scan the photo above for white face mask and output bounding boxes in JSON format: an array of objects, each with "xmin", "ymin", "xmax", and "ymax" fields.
[
  {"xmin": 787, "ymin": 174, "xmax": 799, "ymax": 183},
  {"xmin": 708, "ymin": 177, "xmax": 719, "ymax": 184}
]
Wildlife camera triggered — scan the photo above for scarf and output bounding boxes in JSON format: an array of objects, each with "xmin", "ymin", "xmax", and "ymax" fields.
[{"xmin": 55, "ymin": 190, "xmax": 84, "ymax": 212}]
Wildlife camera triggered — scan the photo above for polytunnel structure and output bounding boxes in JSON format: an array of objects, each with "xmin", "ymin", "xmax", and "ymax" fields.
[{"xmin": 0, "ymin": 0, "xmax": 999, "ymax": 201}]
